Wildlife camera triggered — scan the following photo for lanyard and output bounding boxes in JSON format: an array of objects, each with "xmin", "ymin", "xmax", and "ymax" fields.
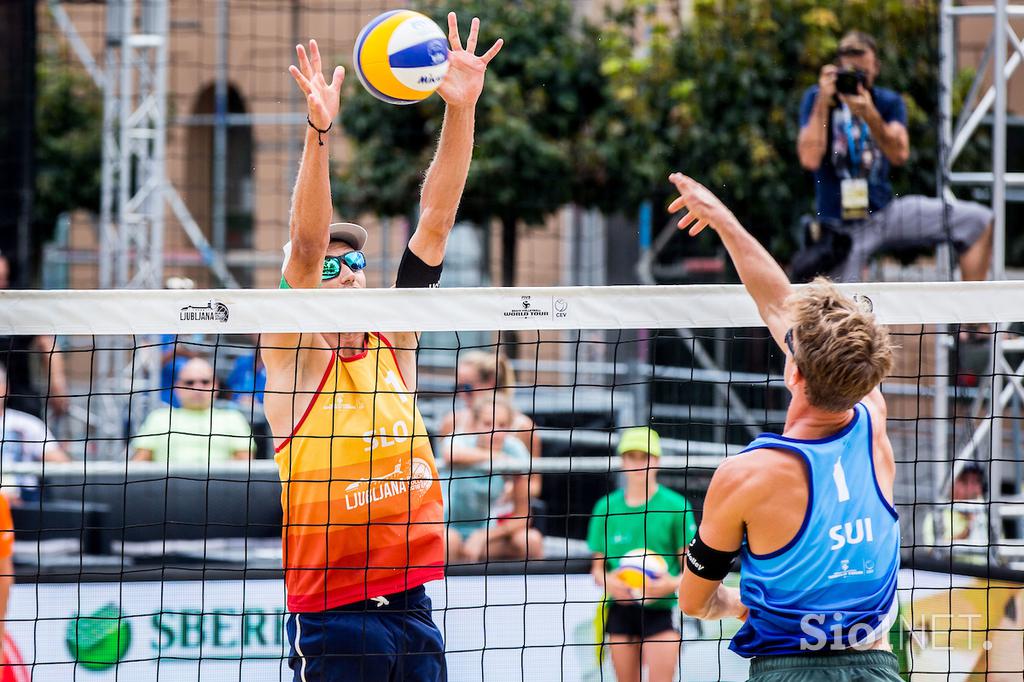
[{"xmin": 841, "ymin": 104, "xmax": 869, "ymax": 171}]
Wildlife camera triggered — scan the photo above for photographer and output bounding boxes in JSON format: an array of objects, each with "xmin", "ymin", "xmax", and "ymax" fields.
[{"xmin": 796, "ymin": 31, "xmax": 993, "ymax": 283}]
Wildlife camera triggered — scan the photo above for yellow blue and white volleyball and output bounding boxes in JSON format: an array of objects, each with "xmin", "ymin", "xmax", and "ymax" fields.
[
  {"xmin": 353, "ymin": 10, "xmax": 450, "ymax": 105},
  {"xmin": 615, "ymin": 549, "xmax": 669, "ymax": 591}
]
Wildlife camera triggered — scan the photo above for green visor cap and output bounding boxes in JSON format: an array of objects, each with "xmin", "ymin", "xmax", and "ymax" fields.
[{"xmin": 616, "ymin": 427, "xmax": 662, "ymax": 457}]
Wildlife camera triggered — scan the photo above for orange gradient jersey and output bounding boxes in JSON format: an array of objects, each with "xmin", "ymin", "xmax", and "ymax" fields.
[{"xmin": 274, "ymin": 334, "xmax": 444, "ymax": 612}]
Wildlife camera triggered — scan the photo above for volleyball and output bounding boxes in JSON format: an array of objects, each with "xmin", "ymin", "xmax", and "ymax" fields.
[
  {"xmin": 615, "ymin": 549, "xmax": 669, "ymax": 591},
  {"xmin": 353, "ymin": 10, "xmax": 450, "ymax": 105}
]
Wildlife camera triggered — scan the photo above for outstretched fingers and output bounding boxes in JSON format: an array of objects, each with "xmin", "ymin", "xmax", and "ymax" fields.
[
  {"xmin": 668, "ymin": 171, "xmax": 693, "ymax": 192},
  {"xmin": 447, "ymin": 12, "xmax": 463, "ymax": 51},
  {"xmin": 289, "ymin": 64, "xmax": 313, "ymax": 95},
  {"xmin": 295, "ymin": 43, "xmax": 313, "ymax": 79},
  {"xmin": 466, "ymin": 17, "xmax": 480, "ymax": 53},
  {"xmin": 329, "ymin": 65, "xmax": 345, "ymax": 91},
  {"xmin": 309, "ymin": 39, "xmax": 322, "ymax": 75},
  {"xmin": 676, "ymin": 212, "xmax": 708, "ymax": 235},
  {"xmin": 480, "ymin": 38, "xmax": 504, "ymax": 65}
]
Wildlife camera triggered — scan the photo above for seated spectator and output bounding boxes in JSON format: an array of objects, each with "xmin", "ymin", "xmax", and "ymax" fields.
[
  {"xmin": 924, "ymin": 463, "xmax": 991, "ymax": 564},
  {"xmin": 0, "ymin": 362, "xmax": 69, "ymax": 504},
  {"xmin": 795, "ymin": 30, "xmax": 992, "ymax": 283},
  {"xmin": 439, "ymin": 350, "xmax": 543, "ymax": 496},
  {"xmin": 442, "ymin": 396, "xmax": 543, "ymax": 563},
  {"xmin": 587, "ymin": 427, "xmax": 696, "ymax": 682},
  {"xmin": 132, "ymin": 357, "xmax": 253, "ymax": 465}
]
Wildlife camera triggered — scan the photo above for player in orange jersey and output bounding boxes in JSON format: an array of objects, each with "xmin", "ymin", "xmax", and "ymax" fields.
[{"xmin": 261, "ymin": 13, "xmax": 502, "ymax": 682}]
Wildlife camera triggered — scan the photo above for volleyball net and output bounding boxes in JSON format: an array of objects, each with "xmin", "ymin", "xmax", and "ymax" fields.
[{"xmin": 0, "ymin": 281, "xmax": 1023, "ymax": 681}]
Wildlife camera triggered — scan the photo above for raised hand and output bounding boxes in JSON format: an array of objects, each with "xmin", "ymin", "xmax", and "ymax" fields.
[
  {"xmin": 437, "ymin": 12, "xmax": 503, "ymax": 109},
  {"xmin": 288, "ymin": 39, "xmax": 345, "ymax": 131},
  {"xmin": 668, "ymin": 172, "xmax": 741, "ymax": 237}
]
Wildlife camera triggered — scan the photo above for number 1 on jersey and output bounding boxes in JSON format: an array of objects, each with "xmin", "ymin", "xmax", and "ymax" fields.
[{"xmin": 833, "ymin": 459, "xmax": 851, "ymax": 503}]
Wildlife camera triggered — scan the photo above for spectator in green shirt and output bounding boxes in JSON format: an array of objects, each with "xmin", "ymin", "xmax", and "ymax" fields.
[
  {"xmin": 132, "ymin": 357, "xmax": 253, "ymax": 465},
  {"xmin": 587, "ymin": 427, "xmax": 697, "ymax": 682}
]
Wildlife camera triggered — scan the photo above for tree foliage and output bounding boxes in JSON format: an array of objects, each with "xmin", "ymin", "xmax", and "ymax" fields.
[
  {"xmin": 34, "ymin": 37, "xmax": 102, "ymax": 243},
  {"xmin": 597, "ymin": 0, "xmax": 945, "ymax": 258},
  {"xmin": 337, "ymin": 0, "xmax": 976, "ymax": 274}
]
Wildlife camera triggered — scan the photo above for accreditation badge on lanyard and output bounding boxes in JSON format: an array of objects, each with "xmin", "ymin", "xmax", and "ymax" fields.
[{"xmin": 839, "ymin": 105, "xmax": 870, "ymax": 221}]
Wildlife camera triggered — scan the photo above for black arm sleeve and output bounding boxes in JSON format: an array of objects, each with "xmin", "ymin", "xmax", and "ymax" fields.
[
  {"xmin": 395, "ymin": 246, "xmax": 444, "ymax": 289},
  {"xmin": 684, "ymin": 529, "xmax": 740, "ymax": 581}
]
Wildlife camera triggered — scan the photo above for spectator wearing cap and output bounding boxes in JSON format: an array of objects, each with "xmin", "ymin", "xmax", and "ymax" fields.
[
  {"xmin": 795, "ymin": 30, "xmax": 993, "ymax": 283},
  {"xmin": 587, "ymin": 427, "xmax": 697, "ymax": 682}
]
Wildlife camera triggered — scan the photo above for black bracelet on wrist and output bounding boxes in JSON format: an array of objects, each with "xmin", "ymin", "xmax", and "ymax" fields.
[{"xmin": 307, "ymin": 116, "xmax": 332, "ymax": 146}]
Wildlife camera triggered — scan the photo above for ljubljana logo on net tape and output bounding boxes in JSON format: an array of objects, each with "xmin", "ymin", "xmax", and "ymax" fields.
[
  {"xmin": 502, "ymin": 295, "xmax": 570, "ymax": 320},
  {"xmin": 852, "ymin": 293, "xmax": 874, "ymax": 314},
  {"xmin": 179, "ymin": 300, "xmax": 230, "ymax": 323}
]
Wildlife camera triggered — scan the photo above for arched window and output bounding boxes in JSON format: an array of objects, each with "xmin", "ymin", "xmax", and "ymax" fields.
[{"xmin": 185, "ymin": 84, "xmax": 253, "ymax": 257}]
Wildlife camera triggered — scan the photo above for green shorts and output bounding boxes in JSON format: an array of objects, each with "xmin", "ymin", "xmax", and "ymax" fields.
[{"xmin": 747, "ymin": 651, "xmax": 901, "ymax": 682}]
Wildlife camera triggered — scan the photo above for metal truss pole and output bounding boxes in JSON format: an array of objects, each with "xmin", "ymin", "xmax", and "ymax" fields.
[{"xmin": 939, "ymin": 0, "xmax": 1024, "ymax": 526}]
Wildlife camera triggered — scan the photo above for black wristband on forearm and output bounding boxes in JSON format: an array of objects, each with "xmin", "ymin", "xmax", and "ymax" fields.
[
  {"xmin": 395, "ymin": 246, "xmax": 443, "ymax": 289},
  {"xmin": 685, "ymin": 530, "xmax": 740, "ymax": 581}
]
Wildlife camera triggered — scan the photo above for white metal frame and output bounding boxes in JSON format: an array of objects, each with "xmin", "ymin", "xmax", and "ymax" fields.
[{"xmin": 938, "ymin": 0, "xmax": 1024, "ymax": 508}]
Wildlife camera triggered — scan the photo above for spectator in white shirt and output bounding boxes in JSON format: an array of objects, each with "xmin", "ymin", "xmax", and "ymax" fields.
[{"xmin": 0, "ymin": 362, "xmax": 68, "ymax": 503}]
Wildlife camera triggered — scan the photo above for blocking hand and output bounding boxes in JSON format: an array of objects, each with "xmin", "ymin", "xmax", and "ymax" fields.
[
  {"xmin": 668, "ymin": 172, "xmax": 740, "ymax": 237},
  {"xmin": 289, "ymin": 39, "xmax": 345, "ymax": 131},
  {"xmin": 437, "ymin": 13, "xmax": 503, "ymax": 109}
]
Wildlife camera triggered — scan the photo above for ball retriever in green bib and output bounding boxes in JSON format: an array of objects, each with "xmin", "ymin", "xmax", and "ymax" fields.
[{"xmin": 587, "ymin": 427, "xmax": 697, "ymax": 682}]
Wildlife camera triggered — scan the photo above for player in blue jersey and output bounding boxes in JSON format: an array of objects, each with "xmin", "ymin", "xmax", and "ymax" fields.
[{"xmin": 668, "ymin": 173, "xmax": 901, "ymax": 682}]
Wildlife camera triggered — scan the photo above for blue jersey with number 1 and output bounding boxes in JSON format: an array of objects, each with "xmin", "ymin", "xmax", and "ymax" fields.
[{"xmin": 729, "ymin": 403, "xmax": 900, "ymax": 657}]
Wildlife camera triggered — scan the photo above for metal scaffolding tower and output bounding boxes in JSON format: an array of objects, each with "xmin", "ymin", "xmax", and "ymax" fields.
[
  {"xmin": 938, "ymin": 0, "xmax": 1024, "ymax": 517},
  {"xmin": 99, "ymin": 0, "xmax": 168, "ymax": 289}
]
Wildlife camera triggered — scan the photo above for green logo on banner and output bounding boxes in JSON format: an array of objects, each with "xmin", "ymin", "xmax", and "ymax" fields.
[{"xmin": 65, "ymin": 603, "xmax": 131, "ymax": 671}]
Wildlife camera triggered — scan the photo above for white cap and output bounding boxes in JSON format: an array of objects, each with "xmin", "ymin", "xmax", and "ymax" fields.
[{"xmin": 281, "ymin": 222, "xmax": 368, "ymax": 273}]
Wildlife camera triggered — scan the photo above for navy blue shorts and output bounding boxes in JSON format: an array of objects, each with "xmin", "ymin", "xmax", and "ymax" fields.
[{"xmin": 286, "ymin": 586, "xmax": 446, "ymax": 682}]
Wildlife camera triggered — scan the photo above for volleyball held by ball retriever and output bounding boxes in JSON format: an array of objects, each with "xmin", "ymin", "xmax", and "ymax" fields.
[
  {"xmin": 616, "ymin": 548, "xmax": 669, "ymax": 597},
  {"xmin": 353, "ymin": 10, "xmax": 450, "ymax": 105}
]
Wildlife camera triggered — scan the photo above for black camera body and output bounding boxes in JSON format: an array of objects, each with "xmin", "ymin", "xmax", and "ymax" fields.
[{"xmin": 835, "ymin": 68, "xmax": 867, "ymax": 95}]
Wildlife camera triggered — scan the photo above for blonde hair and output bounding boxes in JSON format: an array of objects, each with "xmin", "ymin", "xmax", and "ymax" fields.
[
  {"xmin": 459, "ymin": 350, "xmax": 516, "ymax": 399},
  {"xmin": 788, "ymin": 278, "xmax": 894, "ymax": 412}
]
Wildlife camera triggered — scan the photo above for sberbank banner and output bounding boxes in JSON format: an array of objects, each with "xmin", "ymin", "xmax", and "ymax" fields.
[
  {"xmin": 3, "ymin": 570, "xmax": 1021, "ymax": 681},
  {"xmin": 5, "ymin": 580, "xmax": 293, "ymax": 680}
]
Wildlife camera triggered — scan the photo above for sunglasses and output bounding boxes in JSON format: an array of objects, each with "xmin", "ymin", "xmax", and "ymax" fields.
[
  {"xmin": 322, "ymin": 252, "xmax": 367, "ymax": 280},
  {"xmin": 180, "ymin": 378, "xmax": 213, "ymax": 387},
  {"xmin": 837, "ymin": 47, "xmax": 868, "ymax": 57}
]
